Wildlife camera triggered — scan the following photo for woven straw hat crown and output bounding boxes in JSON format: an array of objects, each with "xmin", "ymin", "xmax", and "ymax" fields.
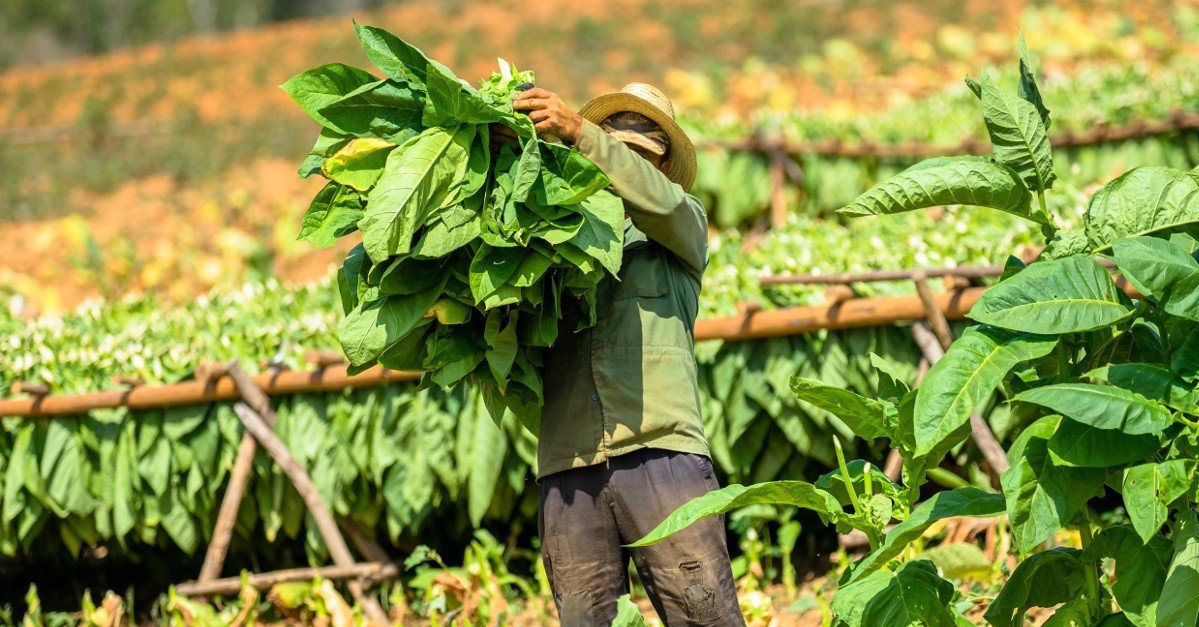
[
  {"xmin": 622, "ymin": 83, "xmax": 675, "ymax": 118},
  {"xmin": 579, "ymin": 83, "xmax": 697, "ymax": 192}
]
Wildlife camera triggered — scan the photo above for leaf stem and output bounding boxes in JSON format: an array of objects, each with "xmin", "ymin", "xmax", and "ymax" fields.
[
  {"xmin": 834, "ymin": 438, "xmax": 862, "ymax": 515},
  {"xmin": 1077, "ymin": 512, "xmax": 1102, "ymax": 611}
]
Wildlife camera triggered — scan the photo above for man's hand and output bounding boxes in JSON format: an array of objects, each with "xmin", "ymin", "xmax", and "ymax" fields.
[{"xmin": 513, "ymin": 87, "xmax": 584, "ymax": 144}]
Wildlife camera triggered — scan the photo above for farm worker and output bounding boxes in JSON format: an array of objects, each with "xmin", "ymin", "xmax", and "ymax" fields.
[{"xmin": 514, "ymin": 84, "xmax": 743, "ymax": 626}]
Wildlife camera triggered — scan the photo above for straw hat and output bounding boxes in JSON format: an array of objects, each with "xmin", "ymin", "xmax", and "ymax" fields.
[{"xmin": 578, "ymin": 83, "xmax": 697, "ymax": 192}]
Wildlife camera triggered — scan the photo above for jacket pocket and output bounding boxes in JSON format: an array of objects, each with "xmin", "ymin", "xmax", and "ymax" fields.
[{"xmin": 614, "ymin": 248, "xmax": 669, "ymax": 300}]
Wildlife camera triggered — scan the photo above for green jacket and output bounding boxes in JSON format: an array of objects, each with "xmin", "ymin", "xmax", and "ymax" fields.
[{"xmin": 537, "ymin": 120, "xmax": 710, "ymax": 478}]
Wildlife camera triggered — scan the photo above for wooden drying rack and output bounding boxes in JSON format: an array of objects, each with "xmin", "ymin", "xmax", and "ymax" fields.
[{"xmin": 0, "ymin": 261, "xmax": 1140, "ymax": 419}]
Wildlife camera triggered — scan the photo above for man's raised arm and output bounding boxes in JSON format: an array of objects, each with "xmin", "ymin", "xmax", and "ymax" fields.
[{"xmin": 574, "ymin": 119, "xmax": 708, "ymax": 274}]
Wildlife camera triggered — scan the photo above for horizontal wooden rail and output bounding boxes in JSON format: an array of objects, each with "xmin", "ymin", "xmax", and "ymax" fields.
[
  {"xmin": 760, "ymin": 265, "xmax": 1005, "ymax": 286},
  {"xmin": 1, "ymin": 287, "xmax": 987, "ymax": 419},
  {"xmin": 176, "ymin": 561, "xmax": 398, "ymax": 597},
  {"xmin": 0, "ymin": 366, "xmax": 419, "ymax": 418},
  {"xmin": 0, "ymin": 274, "xmax": 1145, "ymax": 419},
  {"xmin": 695, "ymin": 110, "xmax": 1199, "ymax": 159},
  {"xmin": 693, "ymin": 287, "xmax": 984, "ymax": 343}
]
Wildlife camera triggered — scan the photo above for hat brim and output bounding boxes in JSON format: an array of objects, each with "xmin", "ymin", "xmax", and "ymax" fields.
[{"xmin": 578, "ymin": 92, "xmax": 696, "ymax": 192}]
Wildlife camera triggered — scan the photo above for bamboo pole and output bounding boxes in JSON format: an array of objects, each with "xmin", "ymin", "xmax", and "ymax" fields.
[
  {"xmin": 231, "ymin": 401, "xmax": 388, "ymax": 624},
  {"xmin": 0, "ymin": 289, "xmax": 984, "ymax": 418},
  {"xmin": 695, "ymin": 110, "xmax": 1199, "ymax": 158},
  {"xmin": 198, "ymin": 362, "xmax": 282, "ymax": 583},
  {"xmin": 0, "ymin": 366, "xmax": 420, "ymax": 418},
  {"xmin": 759, "ymin": 263, "xmax": 1010, "ymax": 286},
  {"xmin": 177, "ymin": 562, "xmax": 398, "ymax": 597},
  {"xmin": 692, "ymin": 286, "xmax": 985, "ymax": 343},
  {"xmin": 198, "ymin": 433, "xmax": 258, "ymax": 583},
  {"xmin": 913, "ymin": 273, "xmax": 955, "ymax": 350}
]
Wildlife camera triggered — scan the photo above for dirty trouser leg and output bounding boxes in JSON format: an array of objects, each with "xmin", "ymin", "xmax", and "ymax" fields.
[
  {"xmin": 609, "ymin": 449, "xmax": 744, "ymax": 626},
  {"xmin": 539, "ymin": 465, "xmax": 629, "ymax": 625}
]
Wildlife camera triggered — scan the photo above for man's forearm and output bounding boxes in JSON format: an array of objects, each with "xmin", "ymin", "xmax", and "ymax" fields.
[{"xmin": 574, "ymin": 120, "xmax": 708, "ymax": 273}]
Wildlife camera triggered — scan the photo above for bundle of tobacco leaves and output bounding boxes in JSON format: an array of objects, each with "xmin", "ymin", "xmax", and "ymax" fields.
[{"xmin": 284, "ymin": 24, "xmax": 623, "ymax": 430}]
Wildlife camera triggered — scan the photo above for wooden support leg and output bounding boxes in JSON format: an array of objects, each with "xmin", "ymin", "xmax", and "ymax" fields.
[
  {"xmin": 196, "ymin": 363, "xmax": 286, "ymax": 582},
  {"xmin": 198, "ymin": 432, "xmax": 258, "ymax": 582},
  {"xmin": 769, "ymin": 150, "xmax": 789, "ymax": 228},
  {"xmin": 232, "ymin": 402, "xmax": 389, "ymax": 625},
  {"xmin": 912, "ymin": 274, "xmax": 955, "ymax": 350}
]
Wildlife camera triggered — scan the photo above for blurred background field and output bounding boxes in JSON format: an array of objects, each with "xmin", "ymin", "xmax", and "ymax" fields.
[{"xmin": 1, "ymin": 0, "xmax": 1196, "ymax": 315}]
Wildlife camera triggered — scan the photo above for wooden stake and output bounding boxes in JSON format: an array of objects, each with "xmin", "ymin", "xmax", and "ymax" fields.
[
  {"xmin": 232, "ymin": 402, "xmax": 388, "ymax": 624},
  {"xmin": 197, "ymin": 361, "xmax": 284, "ymax": 582},
  {"xmin": 913, "ymin": 274, "xmax": 955, "ymax": 350},
  {"xmin": 198, "ymin": 432, "xmax": 258, "ymax": 583},
  {"xmin": 769, "ymin": 150, "xmax": 789, "ymax": 228}
]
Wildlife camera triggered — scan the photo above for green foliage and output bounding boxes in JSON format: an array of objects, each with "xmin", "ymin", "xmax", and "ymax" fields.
[
  {"xmin": 284, "ymin": 25, "xmax": 623, "ymax": 430},
  {"xmin": 838, "ymin": 156, "xmax": 1038, "ymax": 224},
  {"xmin": 640, "ymin": 37, "xmax": 1199, "ymax": 625},
  {"xmin": 911, "ymin": 326, "xmax": 1054, "ymax": 456},
  {"xmin": 968, "ymin": 255, "xmax": 1136, "ymax": 333}
]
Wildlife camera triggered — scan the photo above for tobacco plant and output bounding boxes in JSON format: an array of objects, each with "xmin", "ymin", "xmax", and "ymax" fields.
[
  {"xmin": 635, "ymin": 36, "xmax": 1199, "ymax": 626},
  {"xmin": 283, "ymin": 24, "xmax": 622, "ymax": 430}
]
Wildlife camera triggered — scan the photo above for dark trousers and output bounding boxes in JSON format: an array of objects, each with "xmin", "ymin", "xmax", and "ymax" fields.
[{"xmin": 538, "ymin": 449, "xmax": 744, "ymax": 626}]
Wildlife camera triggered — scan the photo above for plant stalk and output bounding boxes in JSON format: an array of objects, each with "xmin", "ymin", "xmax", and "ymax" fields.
[{"xmin": 1077, "ymin": 513, "xmax": 1102, "ymax": 612}]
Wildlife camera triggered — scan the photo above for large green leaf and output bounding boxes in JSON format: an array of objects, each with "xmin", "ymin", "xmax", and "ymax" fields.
[
  {"xmin": 984, "ymin": 548, "xmax": 1087, "ymax": 627},
  {"xmin": 465, "ymin": 409, "xmax": 506, "ymax": 526},
  {"xmin": 627, "ymin": 481, "xmax": 840, "ymax": 548},
  {"xmin": 921, "ymin": 542, "xmax": 993, "ymax": 579},
  {"xmin": 300, "ymin": 183, "xmax": 365, "ymax": 248},
  {"xmin": 1175, "ymin": 328, "xmax": 1199, "ymax": 381},
  {"xmin": 970, "ymin": 255, "xmax": 1136, "ymax": 333},
  {"xmin": 360, "ymin": 125, "xmax": 476, "ymax": 263},
  {"xmin": 912, "ymin": 326, "xmax": 1055, "ymax": 456},
  {"xmin": 1085, "ymin": 166, "xmax": 1199, "ymax": 252},
  {"xmin": 423, "ymin": 65, "xmax": 507, "ymax": 127},
  {"xmin": 1002, "ymin": 417, "xmax": 1108, "ymax": 552},
  {"xmin": 1047, "ymin": 416, "xmax": 1162, "ymax": 468},
  {"xmin": 1157, "ymin": 510, "xmax": 1199, "ymax": 627},
  {"xmin": 1123, "ymin": 460, "xmax": 1194, "ymax": 543},
  {"xmin": 322, "ymin": 137, "xmax": 395, "ymax": 191},
  {"xmin": 354, "ymin": 23, "xmax": 450, "ymax": 85},
  {"xmin": 978, "ymin": 75, "xmax": 1056, "ymax": 192},
  {"xmin": 838, "ymin": 156, "xmax": 1042, "ymax": 224},
  {"xmin": 834, "ymin": 560, "xmax": 958, "ymax": 627},
  {"xmin": 846, "ymin": 487, "xmax": 1005, "ymax": 583},
  {"xmin": 538, "ymin": 142, "xmax": 613, "ymax": 206},
  {"xmin": 1083, "ymin": 525, "xmax": 1172, "ymax": 627},
  {"xmin": 316, "ymin": 79, "xmax": 424, "ymax": 139},
  {"xmin": 337, "ymin": 284, "xmax": 444, "ymax": 365},
  {"xmin": 1015, "ymin": 383, "xmax": 1174, "ymax": 436},
  {"xmin": 1086, "ymin": 363, "xmax": 1199, "ymax": 413},
  {"xmin": 566, "ymin": 191, "xmax": 624, "ymax": 276},
  {"xmin": 280, "ymin": 62, "xmax": 377, "ymax": 128},
  {"xmin": 790, "ymin": 377, "xmax": 891, "ymax": 441},
  {"xmin": 469, "ymin": 244, "xmax": 525, "ymax": 305},
  {"xmin": 1112, "ymin": 236, "xmax": 1199, "ymax": 321}
]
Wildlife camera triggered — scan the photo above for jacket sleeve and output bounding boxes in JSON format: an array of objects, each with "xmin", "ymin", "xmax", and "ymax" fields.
[{"xmin": 574, "ymin": 120, "xmax": 708, "ymax": 274}]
